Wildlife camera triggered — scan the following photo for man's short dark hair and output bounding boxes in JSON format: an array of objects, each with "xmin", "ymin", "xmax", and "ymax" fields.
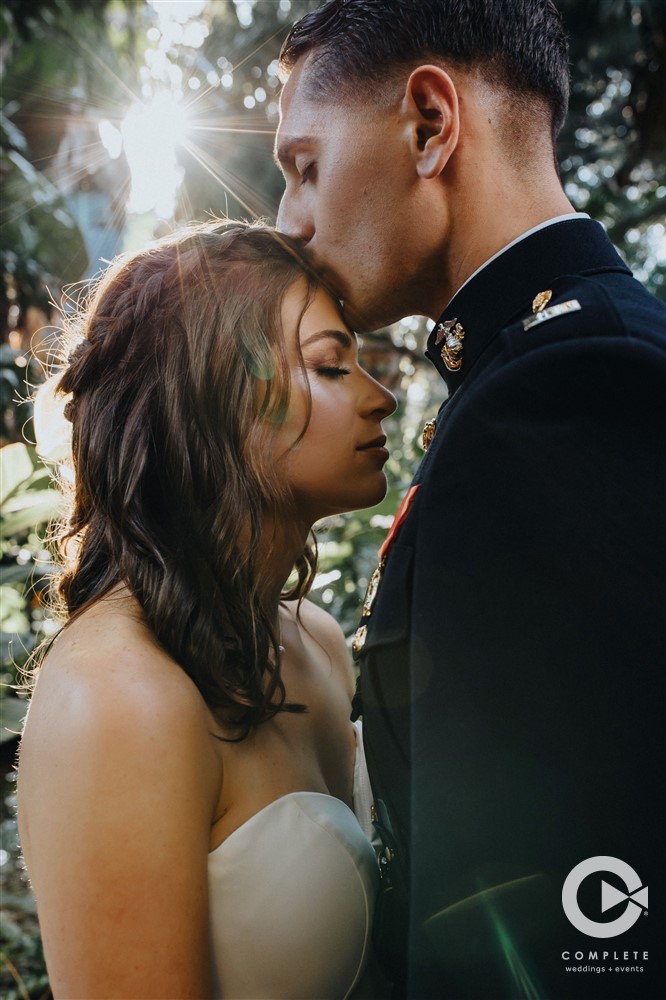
[{"xmin": 281, "ymin": 0, "xmax": 570, "ymax": 143}]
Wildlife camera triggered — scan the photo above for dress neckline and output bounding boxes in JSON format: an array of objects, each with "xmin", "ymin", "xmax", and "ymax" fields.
[{"xmin": 208, "ymin": 790, "xmax": 357, "ymax": 857}]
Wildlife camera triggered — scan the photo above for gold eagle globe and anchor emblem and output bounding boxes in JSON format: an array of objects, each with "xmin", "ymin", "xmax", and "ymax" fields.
[{"xmin": 434, "ymin": 318, "xmax": 465, "ymax": 371}]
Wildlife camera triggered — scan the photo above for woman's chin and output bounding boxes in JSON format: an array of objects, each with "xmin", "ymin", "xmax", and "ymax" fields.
[{"xmin": 313, "ymin": 477, "xmax": 389, "ymax": 521}]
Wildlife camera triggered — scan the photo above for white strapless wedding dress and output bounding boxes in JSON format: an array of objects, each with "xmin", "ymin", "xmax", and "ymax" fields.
[{"xmin": 208, "ymin": 721, "xmax": 380, "ymax": 999}]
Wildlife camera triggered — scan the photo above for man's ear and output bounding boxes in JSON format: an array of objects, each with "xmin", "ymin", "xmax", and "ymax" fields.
[{"xmin": 402, "ymin": 65, "xmax": 459, "ymax": 179}]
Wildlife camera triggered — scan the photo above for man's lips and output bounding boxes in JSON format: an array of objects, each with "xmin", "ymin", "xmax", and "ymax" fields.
[
  {"xmin": 302, "ymin": 249, "xmax": 347, "ymax": 299},
  {"xmin": 301, "ymin": 253, "xmax": 369, "ymax": 329},
  {"xmin": 316, "ymin": 267, "xmax": 346, "ymax": 304}
]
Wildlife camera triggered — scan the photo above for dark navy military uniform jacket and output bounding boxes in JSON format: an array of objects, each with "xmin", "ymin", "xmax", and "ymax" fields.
[{"xmin": 355, "ymin": 219, "xmax": 666, "ymax": 999}]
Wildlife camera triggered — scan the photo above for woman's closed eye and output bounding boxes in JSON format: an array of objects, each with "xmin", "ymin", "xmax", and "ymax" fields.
[
  {"xmin": 315, "ymin": 364, "xmax": 351, "ymax": 379},
  {"xmin": 300, "ymin": 329, "xmax": 357, "ymax": 379}
]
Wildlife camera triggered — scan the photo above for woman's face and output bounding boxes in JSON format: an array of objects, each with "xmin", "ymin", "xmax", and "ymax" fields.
[{"xmin": 276, "ymin": 280, "xmax": 397, "ymax": 523}]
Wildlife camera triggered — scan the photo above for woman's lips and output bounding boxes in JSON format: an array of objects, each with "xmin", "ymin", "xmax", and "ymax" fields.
[{"xmin": 357, "ymin": 435, "xmax": 389, "ymax": 461}]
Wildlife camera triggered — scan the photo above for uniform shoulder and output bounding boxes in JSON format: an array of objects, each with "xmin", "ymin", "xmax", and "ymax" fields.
[{"xmin": 501, "ymin": 271, "xmax": 666, "ymax": 363}]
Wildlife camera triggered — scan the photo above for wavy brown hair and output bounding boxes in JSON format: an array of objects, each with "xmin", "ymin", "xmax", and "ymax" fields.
[{"xmin": 54, "ymin": 220, "xmax": 321, "ymax": 737}]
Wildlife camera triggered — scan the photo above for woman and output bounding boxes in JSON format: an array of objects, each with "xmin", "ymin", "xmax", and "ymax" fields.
[{"xmin": 17, "ymin": 221, "xmax": 396, "ymax": 998}]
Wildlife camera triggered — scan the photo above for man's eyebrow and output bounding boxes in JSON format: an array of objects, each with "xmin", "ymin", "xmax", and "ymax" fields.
[
  {"xmin": 273, "ymin": 135, "xmax": 315, "ymax": 167},
  {"xmin": 301, "ymin": 329, "xmax": 356, "ymax": 350}
]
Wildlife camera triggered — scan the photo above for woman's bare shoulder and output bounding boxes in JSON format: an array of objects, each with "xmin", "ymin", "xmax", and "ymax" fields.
[
  {"xmin": 290, "ymin": 598, "xmax": 354, "ymax": 695},
  {"xmin": 17, "ymin": 597, "xmax": 218, "ymax": 997},
  {"xmin": 20, "ymin": 596, "xmax": 220, "ymax": 793},
  {"xmin": 294, "ymin": 597, "xmax": 346, "ymax": 644}
]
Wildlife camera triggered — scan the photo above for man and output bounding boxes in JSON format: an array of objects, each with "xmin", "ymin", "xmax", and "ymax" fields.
[{"xmin": 275, "ymin": 2, "xmax": 665, "ymax": 997}]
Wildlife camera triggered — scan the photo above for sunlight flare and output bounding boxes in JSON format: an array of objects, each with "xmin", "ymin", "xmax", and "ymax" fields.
[{"xmin": 121, "ymin": 91, "xmax": 190, "ymax": 217}]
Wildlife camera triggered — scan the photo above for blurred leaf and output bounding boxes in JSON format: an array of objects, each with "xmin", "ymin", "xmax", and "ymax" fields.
[
  {"xmin": 1, "ymin": 442, "xmax": 54, "ymax": 502},
  {"xmin": 0, "ymin": 563, "xmax": 36, "ymax": 586},
  {"xmin": 0, "ymin": 630, "xmax": 35, "ymax": 668},
  {"xmin": 0, "ymin": 585, "xmax": 30, "ymax": 632},
  {"xmin": 0, "ymin": 443, "xmax": 42, "ymax": 503},
  {"xmin": 1, "ymin": 488, "xmax": 63, "ymax": 539},
  {"xmin": 0, "ymin": 111, "xmax": 28, "ymax": 152}
]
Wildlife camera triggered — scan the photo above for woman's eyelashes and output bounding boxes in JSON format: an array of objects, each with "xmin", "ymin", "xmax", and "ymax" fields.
[
  {"xmin": 315, "ymin": 364, "xmax": 351, "ymax": 379},
  {"xmin": 302, "ymin": 354, "xmax": 353, "ymax": 379}
]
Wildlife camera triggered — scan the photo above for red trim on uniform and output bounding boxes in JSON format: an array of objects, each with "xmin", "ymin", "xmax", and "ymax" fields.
[{"xmin": 379, "ymin": 485, "xmax": 421, "ymax": 561}]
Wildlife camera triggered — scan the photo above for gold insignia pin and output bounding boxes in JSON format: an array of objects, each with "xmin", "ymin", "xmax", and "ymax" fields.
[
  {"xmin": 435, "ymin": 319, "xmax": 465, "ymax": 371},
  {"xmin": 421, "ymin": 418, "xmax": 436, "ymax": 451},
  {"xmin": 351, "ymin": 624, "xmax": 368, "ymax": 654},
  {"xmin": 532, "ymin": 289, "xmax": 553, "ymax": 314},
  {"xmin": 522, "ymin": 299, "xmax": 582, "ymax": 331}
]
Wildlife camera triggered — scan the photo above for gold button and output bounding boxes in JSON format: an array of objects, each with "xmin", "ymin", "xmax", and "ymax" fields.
[
  {"xmin": 421, "ymin": 418, "xmax": 436, "ymax": 451},
  {"xmin": 351, "ymin": 625, "xmax": 368, "ymax": 654}
]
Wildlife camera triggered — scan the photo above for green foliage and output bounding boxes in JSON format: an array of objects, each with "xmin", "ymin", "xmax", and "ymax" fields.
[
  {"xmin": 1, "ymin": 0, "xmax": 141, "ymax": 335},
  {"xmin": 0, "ymin": 110, "xmax": 88, "ymax": 340},
  {"xmin": 1, "ymin": 440, "xmax": 61, "ymax": 706},
  {"xmin": 0, "ymin": 804, "xmax": 50, "ymax": 999},
  {"xmin": 0, "ymin": 446, "xmax": 60, "ymax": 997},
  {"xmin": 559, "ymin": 0, "xmax": 666, "ymax": 298},
  {"xmin": 1, "ymin": 443, "xmax": 63, "ymax": 540},
  {"xmin": 0, "ymin": 1, "xmax": 663, "ymax": 992},
  {"xmin": 0, "ymin": 901, "xmax": 50, "ymax": 1000},
  {"xmin": 0, "ymin": 441, "xmax": 60, "ymax": 995}
]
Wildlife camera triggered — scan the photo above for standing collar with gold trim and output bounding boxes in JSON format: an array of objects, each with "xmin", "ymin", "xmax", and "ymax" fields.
[{"xmin": 425, "ymin": 218, "xmax": 630, "ymax": 395}]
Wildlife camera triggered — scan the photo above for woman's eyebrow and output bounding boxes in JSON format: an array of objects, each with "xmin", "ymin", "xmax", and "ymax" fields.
[{"xmin": 300, "ymin": 329, "xmax": 355, "ymax": 350}]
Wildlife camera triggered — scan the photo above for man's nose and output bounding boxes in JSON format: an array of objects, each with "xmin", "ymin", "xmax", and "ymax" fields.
[{"xmin": 276, "ymin": 193, "xmax": 314, "ymax": 243}]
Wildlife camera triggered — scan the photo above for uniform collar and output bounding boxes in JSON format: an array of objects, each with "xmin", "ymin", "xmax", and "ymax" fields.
[{"xmin": 425, "ymin": 217, "xmax": 630, "ymax": 394}]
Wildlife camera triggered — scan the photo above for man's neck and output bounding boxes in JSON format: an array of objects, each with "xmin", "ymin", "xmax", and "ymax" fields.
[
  {"xmin": 432, "ymin": 180, "xmax": 576, "ymax": 318},
  {"xmin": 449, "ymin": 211, "xmax": 590, "ymax": 305}
]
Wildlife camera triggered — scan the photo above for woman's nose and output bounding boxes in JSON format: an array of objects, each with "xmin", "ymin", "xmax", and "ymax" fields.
[{"xmin": 365, "ymin": 374, "xmax": 398, "ymax": 419}]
